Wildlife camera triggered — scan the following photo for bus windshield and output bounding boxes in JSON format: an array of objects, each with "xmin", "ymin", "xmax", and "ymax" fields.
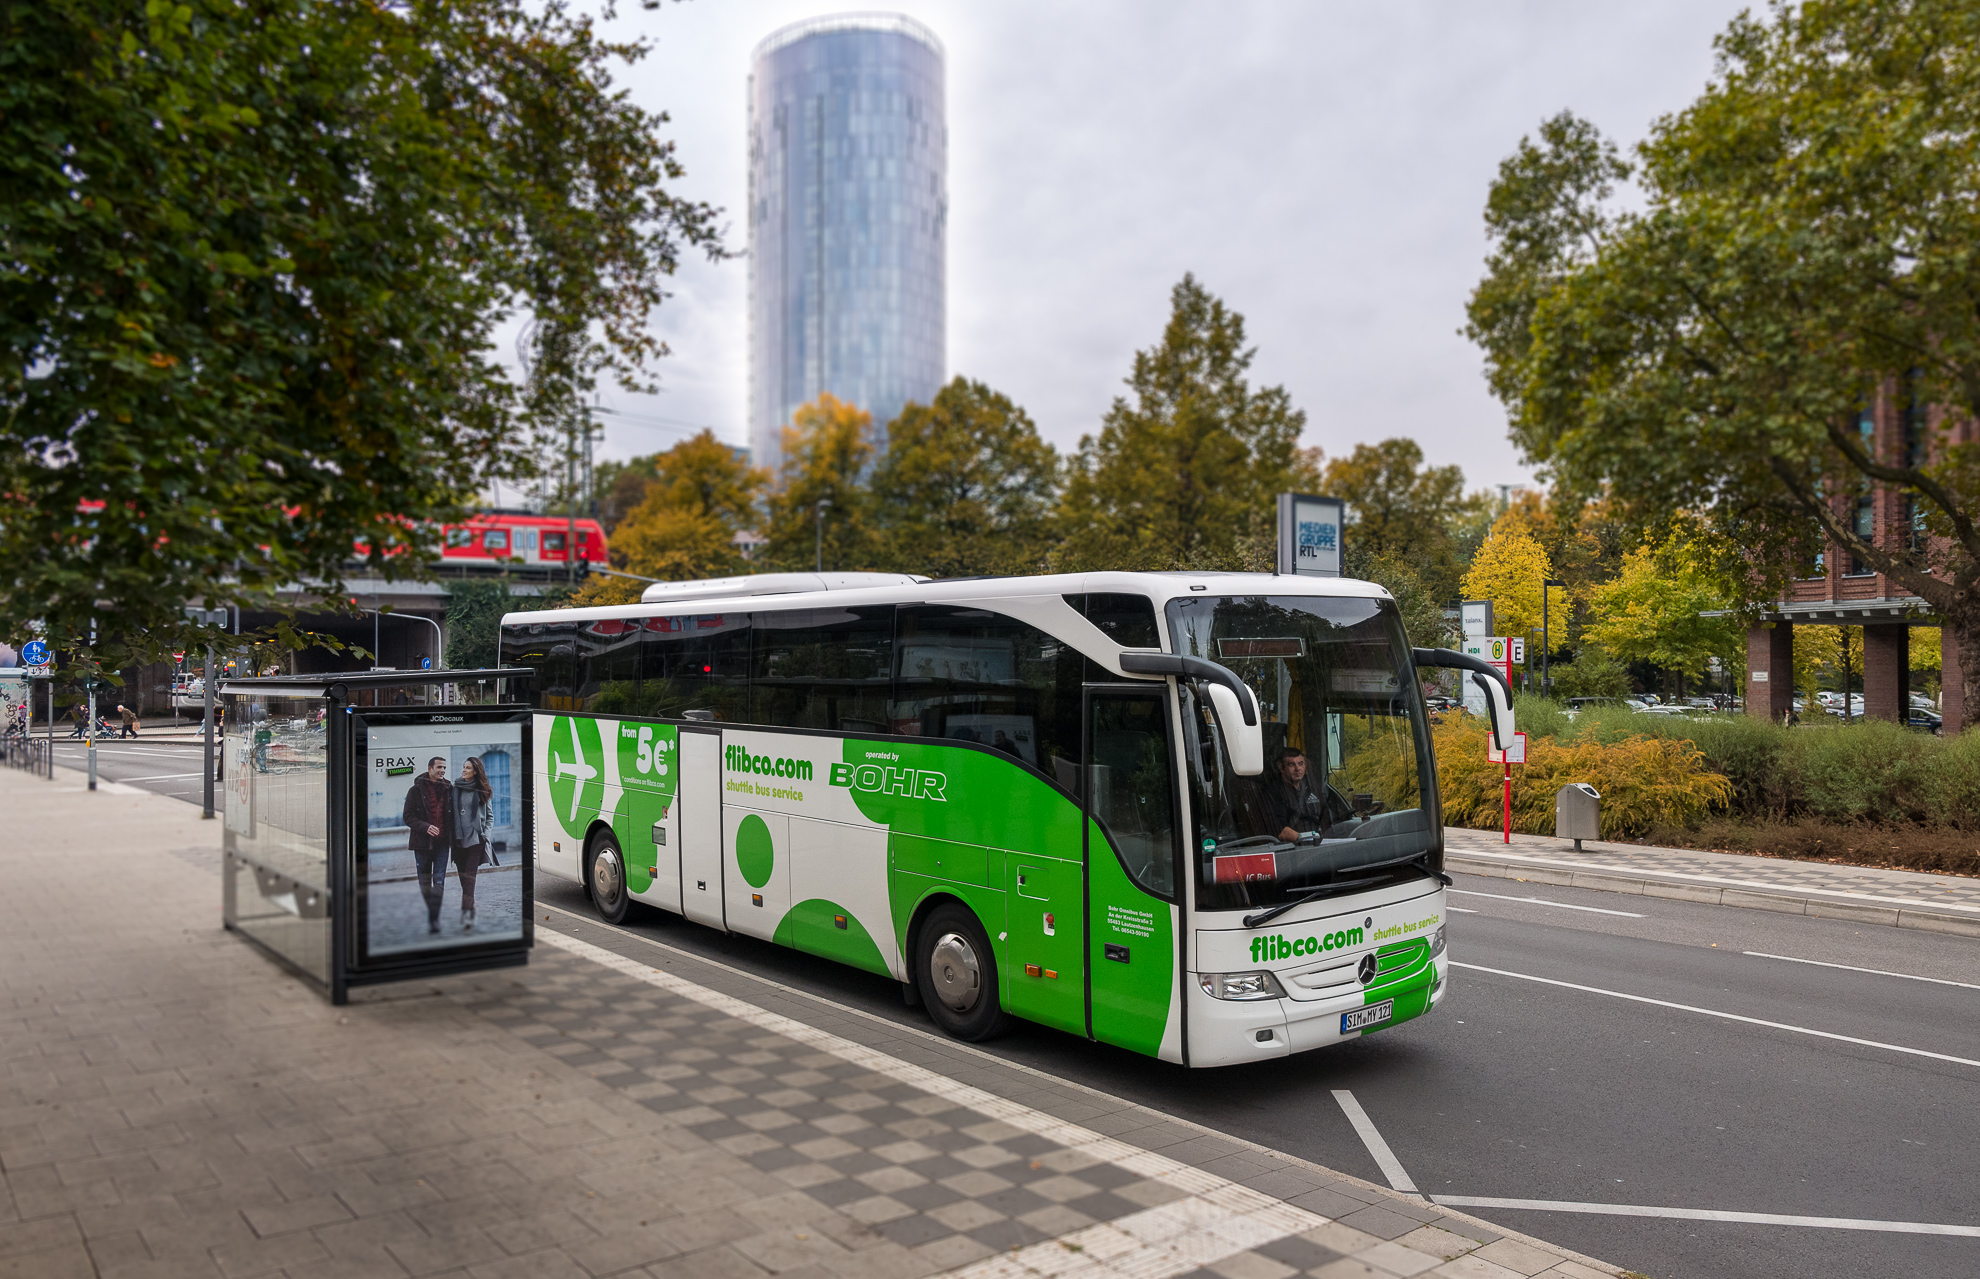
[{"xmin": 1167, "ymin": 593, "xmax": 1437, "ymax": 912}]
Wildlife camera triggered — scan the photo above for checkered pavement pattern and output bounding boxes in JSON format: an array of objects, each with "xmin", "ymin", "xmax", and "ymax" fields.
[{"xmin": 0, "ymin": 768, "xmax": 1624, "ymax": 1279}]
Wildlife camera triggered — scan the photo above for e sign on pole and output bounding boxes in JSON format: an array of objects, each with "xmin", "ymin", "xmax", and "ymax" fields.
[{"xmin": 1276, "ymin": 494, "xmax": 1345, "ymax": 577}]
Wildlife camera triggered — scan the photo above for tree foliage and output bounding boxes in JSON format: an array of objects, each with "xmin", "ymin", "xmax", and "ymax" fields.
[
  {"xmin": 1465, "ymin": 0, "xmax": 1980, "ymax": 717},
  {"xmin": 0, "ymin": 0, "xmax": 721, "ymax": 667},
  {"xmin": 610, "ymin": 430, "xmax": 767, "ymax": 585},
  {"xmin": 1583, "ymin": 538, "xmax": 1743, "ymax": 687},
  {"xmin": 763, "ymin": 395, "xmax": 879, "ymax": 572},
  {"xmin": 1461, "ymin": 525, "xmax": 1553, "ymax": 647},
  {"xmin": 1057, "ymin": 275, "xmax": 1306, "ymax": 570},
  {"xmin": 1322, "ymin": 438, "xmax": 1486, "ymax": 603},
  {"xmin": 870, "ymin": 377, "xmax": 1060, "ymax": 577}
]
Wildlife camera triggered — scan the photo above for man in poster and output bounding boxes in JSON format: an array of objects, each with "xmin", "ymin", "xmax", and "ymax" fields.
[{"xmin": 401, "ymin": 757, "xmax": 454, "ymax": 934}]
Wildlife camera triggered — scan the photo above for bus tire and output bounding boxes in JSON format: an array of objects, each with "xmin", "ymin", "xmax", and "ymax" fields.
[
  {"xmin": 916, "ymin": 902, "xmax": 1009, "ymax": 1042},
  {"xmin": 588, "ymin": 831, "xmax": 632, "ymax": 926}
]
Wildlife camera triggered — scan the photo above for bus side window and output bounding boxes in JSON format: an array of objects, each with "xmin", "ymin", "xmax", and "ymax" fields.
[
  {"xmin": 500, "ymin": 620, "xmax": 578, "ymax": 711},
  {"xmin": 638, "ymin": 614, "xmax": 750, "ymax": 721},
  {"xmin": 750, "ymin": 607, "xmax": 894, "ymax": 732},
  {"xmin": 893, "ymin": 606, "xmax": 1081, "ymax": 782},
  {"xmin": 1088, "ymin": 691, "xmax": 1179, "ymax": 899},
  {"xmin": 1065, "ymin": 593, "xmax": 1161, "ymax": 650}
]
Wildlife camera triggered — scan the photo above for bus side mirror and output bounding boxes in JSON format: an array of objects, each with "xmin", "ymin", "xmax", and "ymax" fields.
[
  {"xmin": 1471, "ymin": 672, "xmax": 1517, "ymax": 755},
  {"xmin": 1204, "ymin": 684, "xmax": 1265, "ymax": 776},
  {"xmin": 1411, "ymin": 647, "xmax": 1517, "ymax": 755}
]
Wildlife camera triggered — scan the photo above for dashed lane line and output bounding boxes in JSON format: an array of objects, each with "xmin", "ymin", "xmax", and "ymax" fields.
[
  {"xmin": 1742, "ymin": 951, "xmax": 1980, "ymax": 992},
  {"xmin": 1448, "ymin": 889, "xmax": 1645, "ymax": 918}
]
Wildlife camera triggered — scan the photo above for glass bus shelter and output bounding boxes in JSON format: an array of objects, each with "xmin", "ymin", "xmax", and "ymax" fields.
[{"xmin": 219, "ymin": 669, "xmax": 534, "ymax": 1003}]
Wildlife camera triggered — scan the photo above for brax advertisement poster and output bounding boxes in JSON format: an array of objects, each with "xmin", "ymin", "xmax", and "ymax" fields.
[{"xmin": 363, "ymin": 721, "xmax": 525, "ymax": 956}]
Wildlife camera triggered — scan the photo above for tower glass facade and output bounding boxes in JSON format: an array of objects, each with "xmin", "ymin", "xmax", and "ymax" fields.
[{"xmin": 748, "ymin": 13, "xmax": 947, "ymax": 474}]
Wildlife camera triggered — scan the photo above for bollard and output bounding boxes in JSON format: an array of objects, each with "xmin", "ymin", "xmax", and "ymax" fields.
[{"xmin": 1555, "ymin": 783, "xmax": 1601, "ymax": 851}]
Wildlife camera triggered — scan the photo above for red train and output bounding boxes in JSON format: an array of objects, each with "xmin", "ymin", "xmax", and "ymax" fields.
[{"xmin": 441, "ymin": 512, "xmax": 609, "ymax": 568}]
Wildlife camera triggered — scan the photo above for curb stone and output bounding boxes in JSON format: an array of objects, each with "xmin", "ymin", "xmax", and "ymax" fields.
[{"xmin": 1447, "ymin": 853, "xmax": 1980, "ymax": 939}]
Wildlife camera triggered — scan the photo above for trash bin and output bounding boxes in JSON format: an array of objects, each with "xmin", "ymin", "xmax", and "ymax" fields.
[{"xmin": 1556, "ymin": 783, "xmax": 1601, "ymax": 851}]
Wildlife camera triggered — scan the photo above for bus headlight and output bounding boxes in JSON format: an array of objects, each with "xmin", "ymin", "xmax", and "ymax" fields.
[
  {"xmin": 1199, "ymin": 970, "xmax": 1288, "ymax": 1001},
  {"xmin": 1427, "ymin": 927, "xmax": 1447, "ymax": 960}
]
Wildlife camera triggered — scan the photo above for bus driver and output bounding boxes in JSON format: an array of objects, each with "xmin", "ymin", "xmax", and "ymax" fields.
[{"xmin": 1259, "ymin": 746, "xmax": 1353, "ymax": 842}]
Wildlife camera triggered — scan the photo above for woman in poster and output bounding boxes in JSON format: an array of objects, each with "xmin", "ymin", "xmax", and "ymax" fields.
[
  {"xmin": 450, "ymin": 756, "xmax": 494, "ymax": 931},
  {"xmin": 401, "ymin": 757, "xmax": 454, "ymax": 934}
]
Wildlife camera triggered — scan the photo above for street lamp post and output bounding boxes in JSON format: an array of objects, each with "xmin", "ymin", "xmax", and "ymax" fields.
[
  {"xmin": 1542, "ymin": 579, "xmax": 1566, "ymax": 698},
  {"xmin": 815, "ymin": 498, "xmax": 832, "ymax": 573}
]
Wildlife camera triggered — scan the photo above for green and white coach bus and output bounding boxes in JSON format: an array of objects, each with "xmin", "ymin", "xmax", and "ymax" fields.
[{"xmin": 499, "ymin": 571, "xmax": 1515, "ymax": 1067}]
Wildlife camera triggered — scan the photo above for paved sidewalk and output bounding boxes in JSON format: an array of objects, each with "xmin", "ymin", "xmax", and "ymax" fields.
[
  {"xmin": 1445, "ymin": 827, "xmax": 1980, "ymax": 937},
  {"xmin": 0, "ymin": 769, "xmax": 1630, "ymax": 1279}
]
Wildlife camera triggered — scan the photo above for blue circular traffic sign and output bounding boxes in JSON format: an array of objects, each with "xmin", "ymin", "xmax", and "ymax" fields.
[{"xmin": 21, "ymin": 640, "xmax": 48, "ymax": 666}]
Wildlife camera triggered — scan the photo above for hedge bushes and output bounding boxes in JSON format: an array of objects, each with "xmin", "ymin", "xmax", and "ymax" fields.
[
  {"xmin": 1433, "ymin": 699, "xmax": 1980, "ymax": 836},
  {"xmin": 1422, "ymin": 715, "xmax": 1731, "ymax": 838}
]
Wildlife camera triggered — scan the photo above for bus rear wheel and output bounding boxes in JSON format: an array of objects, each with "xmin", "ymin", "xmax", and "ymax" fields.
[
  {"xmin": 589, "ymin": 832, "xmax": 632, "ymax": 926},
  {"xmin": 917, "ymin": 903, "xmax": 1008, "ymax": 1042}
]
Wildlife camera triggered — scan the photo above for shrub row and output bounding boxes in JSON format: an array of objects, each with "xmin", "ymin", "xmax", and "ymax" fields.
[{"xmin": 1439, "ymin": 698, "xmax": 1980, "ymax": 832}]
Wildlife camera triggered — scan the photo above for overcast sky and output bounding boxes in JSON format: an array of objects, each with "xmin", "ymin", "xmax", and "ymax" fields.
[{"xmin": 565, "ymin": 0, "xmax": 1750, "ymax": 495}]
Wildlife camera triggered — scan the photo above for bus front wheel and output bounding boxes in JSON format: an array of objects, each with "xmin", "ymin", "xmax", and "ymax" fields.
[
  {"xmin": 588, "ymin": 832, "xmax": 632, "ymax": 926},
  {"xmin": 917, "ymin": 903, "xmax": 1009, "ymax": 1042}
]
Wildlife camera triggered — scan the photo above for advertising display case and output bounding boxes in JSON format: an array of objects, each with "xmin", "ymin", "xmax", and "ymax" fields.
[{"xmin": 220, "ymin": 670, "xmax": 533, "ymax": 1003}]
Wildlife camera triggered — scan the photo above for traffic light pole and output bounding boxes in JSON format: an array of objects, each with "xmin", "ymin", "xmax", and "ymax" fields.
[{"xmin": 86, "ymin": 681, "xmax": 97, "ymax": 791}]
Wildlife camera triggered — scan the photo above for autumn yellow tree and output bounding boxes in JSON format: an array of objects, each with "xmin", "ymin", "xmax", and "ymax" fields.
[
  {"xmin": 576, "ymin": 430, "xmax": 767, "ymax": 605},
  {"xmin": 1583, "ymin": 539, "xmax": 1740, "ymax": 694},
  {"xmin": 763, "ymin": 394, "xmax": 881, "ymax": 571},
  {"xmin": 1460, "ymin": 525, "xmax": 1552, "ymax": 648}
]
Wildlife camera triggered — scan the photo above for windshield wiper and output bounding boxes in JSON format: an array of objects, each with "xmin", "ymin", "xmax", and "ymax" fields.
[{"xmin": 1239, "ymin": 851, "xmax": 1449, "ymax": 929}]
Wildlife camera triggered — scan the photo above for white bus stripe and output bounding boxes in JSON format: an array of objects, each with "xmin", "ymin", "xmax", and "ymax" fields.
[
  {"xmin": 1331, "ymin": 1090, "xmax": 1419, "ymax": 1195},
  {"xmin": 1432, "ymin": 1195, "xmax": 1980, "ymax": 1236},
  {"xmin": 1452, "ymin": 962, "xmax": 1980, "ymax": 1069},
  {"xmin": 1742, "ymin": 950, "xmax": 1980, "ymax": 991},
  {"xmin": 1449, "ymin": 889, "xmax": 1645, "ymax": 917}
]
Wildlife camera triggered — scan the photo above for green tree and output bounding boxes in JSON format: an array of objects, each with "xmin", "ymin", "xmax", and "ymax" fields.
[
  {"xmin": 445, "ymin": 579, "xmax": 574, "ymax": 670},
  {"xmin": 871, "ymin": 378, "xmax": 1060, "ymax": 577},
  {"xmin": 1550, "ymin": 646, "xmax": 1631, "ymax": 700},
  {"xmin": 1324, "ymin": 438, "xmax": 1486, "ymax": 603},
  {"xmin": 609, "ymin": 430, "xmax": 768, "ymax": 587},
  {"xmin": 0, "ymin": 0, "xmax": 721, "ymax": 671},
  {"xmin": 1057, "ymin": 275, "xmax": 1306, "ymax": 570},
  {"xmin": 1584, "ymin": 539, "xmax": 1743, "ymax": 695},
  {"xmin": 1465, "ymin": 0, "xmax": 1980, "ymax": 724},
  {"xmin": 763, "ymin": 395, "xmax": 879, "ymax": 571}
]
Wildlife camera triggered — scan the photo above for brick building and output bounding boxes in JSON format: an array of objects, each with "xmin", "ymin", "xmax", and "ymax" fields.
[{"xmin": 1744, "ymin": 383, "xmax": 1975, "ymax": 732}]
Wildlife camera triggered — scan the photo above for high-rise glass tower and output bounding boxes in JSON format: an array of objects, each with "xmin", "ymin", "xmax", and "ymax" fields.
[{"xmin": 748, "ymin": 13, "xmax": 947, "ymax": 474}]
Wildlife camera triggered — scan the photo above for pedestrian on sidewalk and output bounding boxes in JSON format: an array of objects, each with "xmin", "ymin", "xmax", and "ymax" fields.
[
  {"xmin": 401, "ymin": 757, "xmax": 454, "ymax": 934},
  {"xmin": 450, "ymin": 756, "xmax": 493, "ymax": 932},
  {"xmin": 116, "ymin": 704, "xmax": 139, "ymax": 739},
  {"xmin": 66, "ymin": 702, "xmax": 85, "ymax": 739}
]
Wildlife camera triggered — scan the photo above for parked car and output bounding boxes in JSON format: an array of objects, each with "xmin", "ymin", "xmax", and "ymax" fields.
[{"xmin": 1908, "ymin": 709, "xmax": 1944, "ymax": 734}]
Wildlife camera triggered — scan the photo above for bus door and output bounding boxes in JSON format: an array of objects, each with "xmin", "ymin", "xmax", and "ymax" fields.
[
  {"xmin": 678, "ymin": 727, "xmax": 725, "ymax": 930},
  {"xmin": 1084, "ymin": 687, "xmax": 1183, "ymax": 1058}
]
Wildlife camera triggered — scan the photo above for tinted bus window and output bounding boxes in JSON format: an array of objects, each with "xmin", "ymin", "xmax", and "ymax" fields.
[
  {"xmin": 750, "ymin": 607, "xmax": 893, "ymax": 733},
  {"xmin": 500, "ymin": 621, "xmax": 577, "ymax": 710},
  {"xmin": 637, "ymin": 614, "xmax": 750, "ymax": 721},
  {"xmin": 894, "ymin": 606, "xmax": 1082, "ymax": 791},
  {"xmin": 1067, "ymin": 593, "xmax": 1161, "ymax": 650}
]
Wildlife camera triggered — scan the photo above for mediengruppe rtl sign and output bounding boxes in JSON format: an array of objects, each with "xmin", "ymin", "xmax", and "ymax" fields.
[{"xmin": 1276, "ymin": 493, "xmax": 1344, "ymax": 577}]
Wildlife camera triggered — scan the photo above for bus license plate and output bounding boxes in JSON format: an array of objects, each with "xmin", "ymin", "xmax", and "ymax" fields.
[{"xmin": 1342, "ymin": 1000, "xmax": 1394, "ymax": 1033}]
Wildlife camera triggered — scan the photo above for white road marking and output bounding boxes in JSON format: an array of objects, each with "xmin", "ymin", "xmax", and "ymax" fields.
[
  {"xmin": 1432, "ymin": 1195, "xmax": 1980, "ymax": 1236},
  {"xmin": 540, "ymin": 929, "xmax": 1331, "ymax": 1279},
  {"xmin": 1742, "ymin": 951, "xmax": 1980, "ymax": 992},
  {"xmin": 1452, "ymin": 962, "xmax": 1980, "ymax": 1069},
  {"xmin": 1449, "ymin": 889, "xmax": 1644, "ymax": 918},
  {"xmin": 1449, "ymin": 907, "xmax": 1480, "ymax": 914},
  {"xmin": 1331, "ymin": 1090, "xmax": 1418, "ymax": 1195},
  {"xmin": 116, "ymin": 772, "xmax": 204, "ymax": 782}
]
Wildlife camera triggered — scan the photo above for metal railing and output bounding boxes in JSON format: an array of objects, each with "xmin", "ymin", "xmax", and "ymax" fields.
[{"xmin": 0, "ymin": 733, "xmax": 50, "ymax": 778}]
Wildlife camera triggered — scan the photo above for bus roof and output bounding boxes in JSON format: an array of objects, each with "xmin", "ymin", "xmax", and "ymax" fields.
[{"xmin": 499, "ymin": 570, "xmax": 1392, "ymax": 630}]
